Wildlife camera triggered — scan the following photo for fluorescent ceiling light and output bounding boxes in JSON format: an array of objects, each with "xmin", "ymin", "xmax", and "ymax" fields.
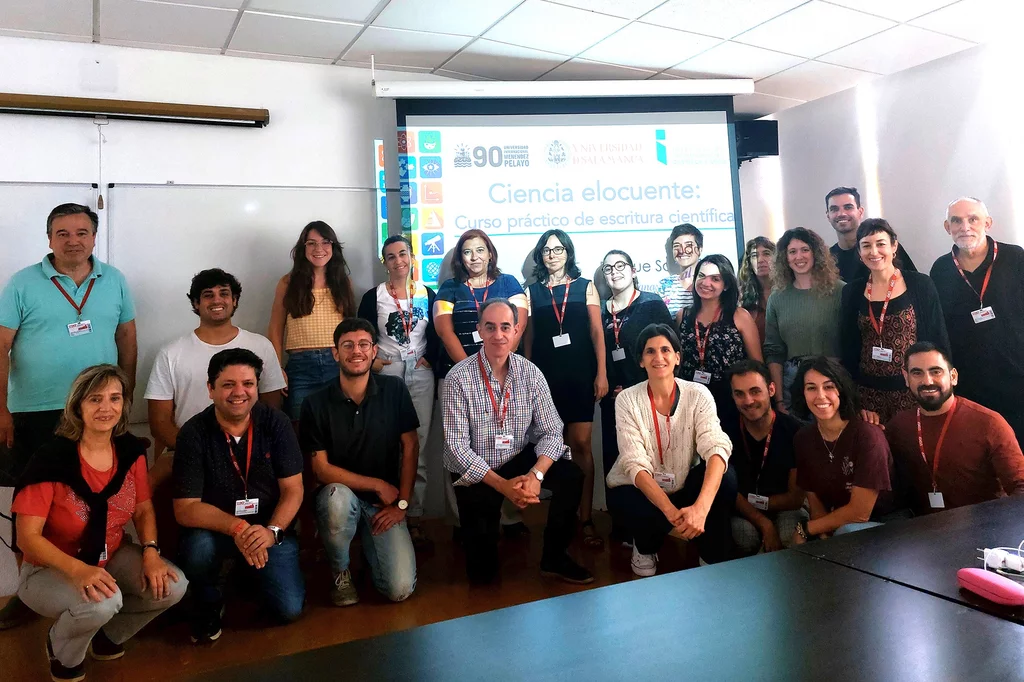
[{"xmin": 374, "ymin": 79, "xmax": 754, "ymax": 99}]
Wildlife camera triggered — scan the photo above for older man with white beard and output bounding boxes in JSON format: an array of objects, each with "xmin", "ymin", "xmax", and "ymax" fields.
[{"xmin": 930, "ymin": 197, "xmax": 1024, "ymax": 449}]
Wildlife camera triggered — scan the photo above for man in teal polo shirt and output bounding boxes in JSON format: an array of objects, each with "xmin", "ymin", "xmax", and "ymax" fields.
[{"xmin": 0, "ymin": 202, "xmax": 137, "ymax": 628}]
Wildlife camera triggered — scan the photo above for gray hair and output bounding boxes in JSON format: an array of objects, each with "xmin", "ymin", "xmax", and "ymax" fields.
[
  {"xmin": 478, "ymin": 297, "xmax": 519, "ymax": 326},
  {"xmin": 946, "ymin": 196, "xmax": 990, "ymax": 220},
  {"xmin": 47, "ymin": 203, "xmax": 99, "ymax": 237}
]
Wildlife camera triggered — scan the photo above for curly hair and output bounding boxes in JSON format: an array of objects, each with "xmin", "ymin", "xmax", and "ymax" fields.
[
  {"xmin": 770, "ymin": 227, "xmax": 839, "ymax": 295},
  {"xmin": 738, "ymin": 236, "xmax": 775, "ymax": 310}
]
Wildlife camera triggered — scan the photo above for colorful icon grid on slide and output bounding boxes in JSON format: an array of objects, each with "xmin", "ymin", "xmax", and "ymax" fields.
[{"xmin": 399, "ymin": 129, "xmax": 444, "ymax": 284}]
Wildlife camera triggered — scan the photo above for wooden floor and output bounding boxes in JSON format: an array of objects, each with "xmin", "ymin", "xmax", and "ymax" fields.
[{"xmin": 1, "ymin": 508, "xmax": 699, "ymax": 682}]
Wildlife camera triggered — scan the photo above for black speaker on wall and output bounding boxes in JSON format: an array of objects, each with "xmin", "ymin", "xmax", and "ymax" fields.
[{"xmin": 735, "ymin": 120, "xmax": 779, "ymax": 163}]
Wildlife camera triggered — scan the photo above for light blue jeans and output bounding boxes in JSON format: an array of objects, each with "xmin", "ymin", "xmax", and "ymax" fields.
[
  {"xmin": 315, "ymin": 483, "xmax": 417, "ymax": 602},
  {"xmin": 378, "ymin": 350, "xmax": 435, "ymax": 518}
]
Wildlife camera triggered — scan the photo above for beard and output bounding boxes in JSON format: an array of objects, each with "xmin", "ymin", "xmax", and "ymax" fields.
[
  {"xmin": 340, "ymin": 361, "xmax": 371, "ymax": 379},
  {"xmin": 915, "ymin": 385, "xmax": 954, "ymax": 411},
  {"xmin": 954, "ymin": 233, "xmax": 983, "ymax": 251}
]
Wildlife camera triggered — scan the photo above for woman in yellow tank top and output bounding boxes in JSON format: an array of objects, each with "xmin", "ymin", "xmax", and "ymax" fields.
[{"xmin": 268, "ymin": 221, "xmax": 356, "ymax": 419}]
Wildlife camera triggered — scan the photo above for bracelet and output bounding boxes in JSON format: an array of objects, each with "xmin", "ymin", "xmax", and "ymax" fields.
[{"xmin": 231, "ymin": 521, "xmax": 248, "ymax": 536}]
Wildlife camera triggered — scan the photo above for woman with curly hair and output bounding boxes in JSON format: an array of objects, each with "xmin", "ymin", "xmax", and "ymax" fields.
[
  {"xmin": 738, "ymin": 236, "xmax": 776, "ymax": 345},
  {"xmin": 763, "ymin": 228, "xmax": 845, "ymax": 412},
  {"xmin": 269, "ymin": 221, "xmax": 357, "ymax": 419}
]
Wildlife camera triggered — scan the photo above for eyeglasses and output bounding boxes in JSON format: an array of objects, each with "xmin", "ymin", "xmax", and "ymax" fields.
[
  {"xmin": 339, "ymin": 341, "xmax": 374, "ymax": 352},
  {"xmin": 305, "ymin": 240, "xmax": 333, "ymax": 250},
  {"xmin": 541, "ymin": 246, "xmax": 566, "ymax": 257},
  {"xmin": 602, "ymin": 261, "xmax": 630, "ymax": 274}
]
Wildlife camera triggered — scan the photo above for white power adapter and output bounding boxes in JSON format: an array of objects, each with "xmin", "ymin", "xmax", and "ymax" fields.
[{"xmin": 981, "ymin": 547, "xmax": 1024, "ymax": 573}]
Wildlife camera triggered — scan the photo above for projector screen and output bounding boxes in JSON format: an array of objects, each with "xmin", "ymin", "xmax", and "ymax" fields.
[{"xmin": 398, "ymin": 110, "xmax": 741, "ymax": 291}]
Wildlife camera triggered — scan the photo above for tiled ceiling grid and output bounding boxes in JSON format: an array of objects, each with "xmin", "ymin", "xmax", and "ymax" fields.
[{"xmin": 0, "ymin": 0, "xmax": 999, "ymax": 117}]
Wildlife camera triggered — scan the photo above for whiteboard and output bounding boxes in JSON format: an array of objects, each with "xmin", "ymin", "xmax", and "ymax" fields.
[{"xmin": 106, "ymin": 184, "xmax": 385, "ymax": 422}]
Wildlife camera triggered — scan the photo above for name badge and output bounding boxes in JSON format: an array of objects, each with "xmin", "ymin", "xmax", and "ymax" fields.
[
  {"xmin": 494, "ymin": 434, "xmax": 513, "ymax": 451},
  {"xmin": 871, "ymin": 346, "xmax": 893, "ymax": 362},
  {"xmin": 98, "ymin": 543, "xmax": 108, "ymax": 563},
  {"xmin": 928, "ymin": 491, "xmax": 945, "ymax": 509},
  {"xmin": 654, "ymin": 471, "xmax": 676, "ymax": 490},
  {"xmin": 747, "ymin": 493, "xmax": 769, "ymax": 511},
  {"xmin": 611, "ymin": 347, "xmax": 626, "ymax": 362},
  {"xmin": 693, "ymin": 370, "xmax": 712, "ymax": 385},
  {"xmin": 68, "ymin": 320, "xmax": 93, "ymax": 337},
  {"xmin": 971, "ymin": 307, "xmax": 995, "ymax": 324},
  {"xmin": 552, "ymin": 333, "xmax": 571, "ymax": 348},
  {"xmin": 472, "ymin": 331, "xmax": 483, "ymax": 343},
  {"xmin": 235, "ymin": 498, "xmax": 259, "ymax": 516}
]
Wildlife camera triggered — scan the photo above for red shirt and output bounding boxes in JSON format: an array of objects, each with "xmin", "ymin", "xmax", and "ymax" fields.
[
  {"xmin": 13, "ymin": 454, "xmax": 151, "ymax": 567},
  {"xmin": 795, "ymin": 419, "xmax": 892, "ymax": 515}
]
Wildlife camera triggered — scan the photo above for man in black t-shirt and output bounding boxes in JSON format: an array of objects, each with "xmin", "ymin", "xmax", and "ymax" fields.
[
  {"xmin": 725, "ymin": 360, "xmax": 807, "ymax": 556},
  {"xmin": 173, "ymin": 348, "xmax": 304, "ymax": 644},
  {"xmin": 825, "ymin": 186, "xmax": 917, "ymax": 282},
  {"xmin": 300, "ymin": 318, "xmax": 419, "ymax": 607}
]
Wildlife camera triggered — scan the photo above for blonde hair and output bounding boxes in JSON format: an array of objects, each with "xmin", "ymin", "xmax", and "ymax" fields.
[{"xmin": 55, "ymin": 364, "xmax": 132, "ymax": 441}]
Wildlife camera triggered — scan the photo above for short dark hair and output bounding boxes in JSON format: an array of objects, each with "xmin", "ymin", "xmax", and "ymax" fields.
[
  {"xmin": 634, "ymin": 323, "xmax": 680, "ymax": 366},
  {"xmin": 665, "ymin": 223, "xmax": 704, "ymax": 275},
  {"xmin": 726, "ymin": 359, "xmax": 773, "ymax": 390},
  {"xmin": 855, "ymin": 218, "xmax": 898, "ymax": 246},
  {"xmin": 479, "ymin": 297, "xmax": 518, "ymax": 326},
  {"xmin": 825, "ymin": 187, "xmax": 861, "ymax": 210},
  {"xmin": 452, "ymin": 229, "xmax": 501, "ymax": 283},
  {"xmin": 188, "ymin": 269, "xmax": 242, "ymax": 315},
  {"xmin": 903, "ymin": 341, "xmax": 953, "ymax": 371},
  {"xmin": 683, "ymin": 254, "xmax": 739, "ymax": 327},
  {"xmin": 531, "ymin": 229, "xmax": 581, "ymax": 284},
  {"xmin": 208, "ymin": 348, "xmax": 263, "ymax": 386},
  {"xmin": 790, "ymin": 356, "xmax": 859, "ymax": 421},
  {"xmin": 381, "ymin": 234, "xmax": 413, "ymax": 259},
  {"xmin": 601, "ymin": 249, "xmax": 640, "ymax": 291},
  {"xmin": 47, "ymin": 203, "xmax": 99, "ymax": 237},
  {"xmin": 333, "ymin": 317, "xmax": 377, "ymax": 347}
]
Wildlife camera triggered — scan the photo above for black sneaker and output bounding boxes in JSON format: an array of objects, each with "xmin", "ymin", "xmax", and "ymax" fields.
[
  {"xmin": 0, "ymin": 595, "xmax": 36, "ymax": 630},
  {"xmin": 47, "ymin": 630, "xmax": 86, "ymax": 682},
  {"xmin": 502, "ymin": 522, "xmax": 531, "ymax": 539},
  {"xmin": 189, "ymin": 609, "xmax": 222, "ymax": 645},
  {"xmin": 540, "ymin": 555, "xmax": 595, "ymax": 585},
  {"xmin": 88, "ymin": 628, "xmax": 124, "ymax": 661}
]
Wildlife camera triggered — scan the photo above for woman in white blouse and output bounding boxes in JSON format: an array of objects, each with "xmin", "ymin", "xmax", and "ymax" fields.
[{"xmin": 606, "ymin": 323, "xmax": 737, "ymax": 576}]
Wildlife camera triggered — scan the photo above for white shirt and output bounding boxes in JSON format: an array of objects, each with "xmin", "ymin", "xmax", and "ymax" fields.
[
  {"xmin": 144, "ymin": 329, "xmax": 287, "ymax": 427},
  {"xmin": 374, "ymin": 282, "xmax": 431, "ymax": 361}
]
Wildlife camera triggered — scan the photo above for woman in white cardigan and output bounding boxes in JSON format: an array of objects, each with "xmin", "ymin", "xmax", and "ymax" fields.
[{"xmin": 606, "ymin": 323, "xmax": 737, "ymax": 576}]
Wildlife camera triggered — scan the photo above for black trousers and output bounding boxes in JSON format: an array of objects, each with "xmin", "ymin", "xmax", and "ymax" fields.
[
  {"xmin": 607, "ymin": 459, "xmax": 737, "ymax": 564},
  {"xmin": 452, "ymin": 445, "xmax": 583, "ymax": 583},
  {"xmin": 1, "ymin": 410, "xmax": 62, "ymax": 485}
]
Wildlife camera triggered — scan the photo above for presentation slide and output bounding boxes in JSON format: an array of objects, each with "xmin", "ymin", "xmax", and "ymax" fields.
[{"xmin": 398, "ymin": 111, "xmax": 740, "ymax": 292}]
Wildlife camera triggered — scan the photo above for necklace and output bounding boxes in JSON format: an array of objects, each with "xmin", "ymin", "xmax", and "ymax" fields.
[{"xmin": 819, "ymin": 423, "xmax": 846, "ymax": 463}]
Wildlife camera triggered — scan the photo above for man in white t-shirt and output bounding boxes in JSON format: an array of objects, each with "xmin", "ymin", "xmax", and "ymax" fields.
[{"xmin": 145, "ymin": 268, "xmax": 286, "ymax": 455}]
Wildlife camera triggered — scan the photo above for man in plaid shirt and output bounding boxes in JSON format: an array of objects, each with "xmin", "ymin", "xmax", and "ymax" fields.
[{"xmin": 443, "ymin": 298, "xmax": 593, "ymax": 585}]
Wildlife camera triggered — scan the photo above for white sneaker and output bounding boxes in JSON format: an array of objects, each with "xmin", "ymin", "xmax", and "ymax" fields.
[{"xmin": 631, "ymin": 545, "xmax": 658, "ymax": 577}]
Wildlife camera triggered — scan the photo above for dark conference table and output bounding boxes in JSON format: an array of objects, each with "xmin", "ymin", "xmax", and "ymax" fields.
[
  {"xmin": 792, "ymin": 495, "xmax": 1024, "ymax": 624},
  {"xmin": 191, "ymin": 550, "xmax": 1024, "ymax": 682}
]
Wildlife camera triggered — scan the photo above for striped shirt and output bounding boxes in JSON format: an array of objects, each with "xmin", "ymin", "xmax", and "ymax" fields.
[
  {"xmin": 442, "ymin": 350, "xmax": 568, "ymax": 486},
  {"xmin": 655, "ymin": 275, "xmax": 694, "ymax": 318}
]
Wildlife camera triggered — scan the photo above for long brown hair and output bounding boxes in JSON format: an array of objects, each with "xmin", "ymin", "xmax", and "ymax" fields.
[
  {"xmin": 738, "ymin": 236, "xmax": 775, "ymax": 310},
  {"xmin": 771, "ymin": 227, "xmax": 839, "ymax": 295},
  {"xmin": 451, "ymin": 229, "xmax": 501, "ymax": 283},
  {"xmin": 283, "ymin": 221, "xmax": 356, "ymax": 318}
]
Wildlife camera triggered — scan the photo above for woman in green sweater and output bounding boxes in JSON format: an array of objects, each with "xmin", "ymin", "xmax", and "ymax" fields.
[{"xmin": 764, "ymin": 228, "xmax": 845, "ymax": 412}]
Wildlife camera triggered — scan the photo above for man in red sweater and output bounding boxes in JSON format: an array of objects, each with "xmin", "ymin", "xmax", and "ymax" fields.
[{"xmin": 886, "ymin": 341, "xmax": 1024, "ymax": 515}]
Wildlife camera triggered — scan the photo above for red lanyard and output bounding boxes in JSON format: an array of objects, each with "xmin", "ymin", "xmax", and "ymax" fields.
[
  {"xmin": 51, "ymin": 277, "xmax": 96, "ymax": 319},
  {"xmin": 387, "ymin": 279, "xmax": 416, "ymax": 340},
  {"xmin": 865, "ymin": 270, "xmax": 899, "ymax": 336},
  {"xmin": 548, "ymin": 280, "xmax": 572, "ymax": 334},
  {"xmin": 224, "ymin": 419, "xmax": 254, "ymax": 497},
  {"xmin": 477, "ymin": 352, "xmax": 511, "ymax": 431},
  {"xmin": 741, "ymin": 412, "xmax": 774, "ymax": 489},
  {"xmin": 695, "ymin": 308, "xmax": 723, "ymax": 367},
  {"xmin": 468, "ymin": 280, "xmax": 492, "ymax": 314},
  {"xmin": 647, "ymin": 382, "xmax": 677, "ymax": 466},
  {"xmin": 610, "ymin": 289, "xmax": 638, "ymax": 347},
  {"xmin": 916, "ymin": 398, "xmax": 957, "ymax": 493},
  {"xmin": 951, "ymin": 242, "xmax": 998, "ymax": 307}
]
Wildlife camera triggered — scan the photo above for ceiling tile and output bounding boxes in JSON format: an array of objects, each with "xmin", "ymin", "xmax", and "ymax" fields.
[
  {"xmin": 755, "ymin": 59, "xmax": 876, "ymax": 100},
  {"xmin": 579, "ymin": 22, "xmax": 721, "ymax": 70},
  {"xmin": 100, "ymin": 0, "xmax": 237, "ymax": 49},
  {"xmin": 544, "ymin": 0, "xmax": 668, "ymax": 20},
  {"xmin": 435, "ymin": 68, "xmax": 495, "ymax": 81},
  {"xmin": 824, "ymin": 0, "xmax": 959, "ymax": 23},
  {"xmin": 344, "ymin": 27, "xmax": 472, "ymax": 68},
  {"xmin": 246, "ymin": 0, "xmax": 381, "ymax": 22},
  {"xmin": 818, "ymin": 24, "xmax": 974, "ymax": 75},
  {"xmin": 648, "ymin": 72, "xmax": 688, "ymax": 79},
  {"xmin": 733, "ymin": 91, "xmax": 804, "ymax": 118},
  {"xmin": 230, "ymin": 11, "xmax": 362, "ymax": 59},
  {"xmin": 0, "ymin": 0, "xmax": 93, "ymax": 36},
  {"xmin": 225, "ymin": 49, "xmax": 335, "ymax": 64},
  {"xmin": 909, "ymin": 0, "xmax": 1022, "ymax": 43},
  {"xmin": 373, "ymin": 0, "xmax": 522, "ymax": 36},
  {"xmin": 671, "ymin": 41, "xmax": 804, "ymax": 79},
  {"xmin": 539, "ymin": 58, "xmax": 656, "ymax": 80},
  {"xmin": 442, "ymin": 39, "xmax": 567, "ymax": 80},
  {"xmin": 338, "ymin": 59, "xmax": 434, "ymax": 73},
  {"xmin": 734, "ymin": 1, "xmax": 895, "ymax": 58},
  {"xmin": 643, "ymin": 0, "xmax": 808, "ymax": 39},
  {"xmin": 144, "ymin": 0, "xmax": 244, "ymax": 8},
  {"xmin": 103, "ymin": 38, "xmax": 222, "ymax": 54},
  {"xmin": 0, "ymin": 28, "xmax": 92, "ymax": 42},
  {"xmin": 483, "ymin": 1, "xmax": 628, "ymax": 56}
]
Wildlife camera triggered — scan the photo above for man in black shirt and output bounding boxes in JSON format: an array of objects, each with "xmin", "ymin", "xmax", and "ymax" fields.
[
  {"xmin": 725, "ymin": 360, "xmax": 807, "ymax": 556},
  {"xmin": 300, "ymin": 318, "xmax": 419, "ymax": 607},
  {"xmin": 173, "ymin": 348, "xmax": 304, "ymax": 643},
  {"xmin": 826, "ymin": 186, "xmax": 917, "ymax": 282},
  {"xmin": 930, "ymin": 197, "xmax": 1024, "ymax": 449}
]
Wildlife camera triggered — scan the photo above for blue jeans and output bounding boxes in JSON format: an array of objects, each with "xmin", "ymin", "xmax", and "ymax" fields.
[
  {"xmin": 315, "ymin": 483, "xmax": 417, "ymax": 602},
  {"xmin": 378, "ymin": 351, "xmax": 435, "ymax": 518},
  {"xmin": 285, "ymin": 348, "xmax": 339, "ymax": 420},
  {"xmin": 177, "ymin": 528, "xmax": 305, "ymax": 624},
  {"xmin": 833, "ymin": 521, "xmax": 883, "ymax": 535}
]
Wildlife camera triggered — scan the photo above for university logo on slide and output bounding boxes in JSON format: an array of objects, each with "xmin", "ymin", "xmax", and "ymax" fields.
[
  {"xmin": 421, "ymin": 232, "xmax": 444, "ymax": 256},
  {"xmin": 422, "ymin": 182, "xmax": 443, "ymax": 204},
  {"xmin": 655, "ymin": 129, "xmax": 667, "ymax": 165},
  {"xmin": 421, "ymin": 258, "xmax": 443, "ymax": 284},
  {"xmin": 400, "ymin": 181, "xmax": 418, "ymax": 205},
  {"xmin": 546, "ymin": 140, "xmax": 568, "ymax": 168},
  {"xmin": 454, "ymin": 144, "xmax": 473, "ymax": 168},
  {"xmin": 399, "ymin": 155, "xmax": 417, "ymax": 180},
  {"xmin": 401, "ymin": 207, "xmax": 419, "ymax": 230},
  {"xmin": 419, "ymin": 131, "xmax": 441, "ymax": 153},
  {"xmin": 420, "ymin": 156, "xmax": 443, "ymax": 179},
  {"xmin": 422, "ymin": 208, "xmax": 444, "ymax": 229}
]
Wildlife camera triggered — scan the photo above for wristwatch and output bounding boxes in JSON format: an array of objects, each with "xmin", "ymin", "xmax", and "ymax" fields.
[
  {"xmin": 397, "ymin": 499, "xmax": 409, "ymax": 511},
  {"xmin": 142, "ymin": 541, "xmax": 161, "ymax": 555},
  {"xmin": 530, "ymin": 467, "xmax": 544, "ymax": 482},
  {"xmin": 267, "ymin": 525, "xmax": 284, "ymax": 545}
]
